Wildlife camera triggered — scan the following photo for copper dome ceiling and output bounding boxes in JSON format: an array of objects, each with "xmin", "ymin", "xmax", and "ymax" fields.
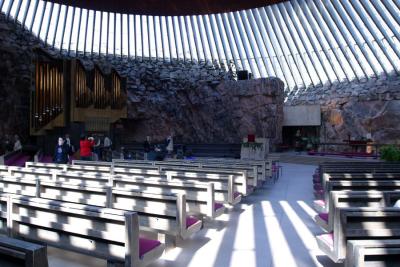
[{"xmin": 47, "ymin": 0, "xmax": 287, "ymax": 16}]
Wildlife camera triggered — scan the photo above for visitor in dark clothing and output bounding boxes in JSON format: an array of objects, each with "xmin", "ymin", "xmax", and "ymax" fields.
[
  {"xmin": 143, "ymin": 136, "xmax": 151, "ymax": 160},
  {"xmin": 53, "ymin": 137, "xmax": 69, "ymax": 164}
]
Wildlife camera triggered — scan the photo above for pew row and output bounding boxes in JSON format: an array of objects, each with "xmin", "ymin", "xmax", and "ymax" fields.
[
  {"xmin": 316, "ymin": 180, "xmax": 400, "ymax": 213},
  {"xmin": 10, "ymin": 165, "xmax": 240, "ymax": 208},
  {"xmin": 70, "ymin": 160, "xmax": 258, "ymax": 192},
  {"xmin": 346, "ymin": 239, "xmax": 400, "ymax": 267},
  {"xmin": 22, "ymin": 163, "xmax": 245, "ymax": 202},
  {"xmin": 6, "ymin": 195, "xmax": 164, "ymax": 267},
  {"xmin": 316, "ymin": 207, "xmax": 400, "ymax": 265},
  {"xmin": 0, "ymin": 176, "xmax": 203, "ymax": 242},
  {"xmin": 113, "ymin": 158, "xmax": 270, "ymax": 183},
  {"xmin": 0, "ymin": 236, "xmax": 48, "ymax": 267},
  {"xmin": 315, "ymin": 191, "xmax": 400, "ymax": 232}
]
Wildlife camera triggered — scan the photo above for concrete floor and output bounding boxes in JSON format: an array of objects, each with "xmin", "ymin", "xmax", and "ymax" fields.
[{"xmin": 47, "ymin": 163, "xmax": 343, "ymax": 267}]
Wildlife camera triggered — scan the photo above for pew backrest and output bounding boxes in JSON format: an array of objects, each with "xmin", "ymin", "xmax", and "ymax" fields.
[
  {"xmin": 335, "ymin": 207, "xmax": 400, "ymax": 261},
  {"xmin": 8, "ymin": 195, "xmax": 145, "ymax": 266}
]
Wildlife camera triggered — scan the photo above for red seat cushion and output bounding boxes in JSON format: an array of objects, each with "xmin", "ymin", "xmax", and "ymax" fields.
[
  {"xmin": 139, "ymin": 238, "xmax": 161, "ymax": 259},
  {"xmin": 214, "ymin": 203, "xmax": 224, "ymax": 211},
  {"xmin": 318, "ymin": 213, "xmax": 329, "ymax": 223},
  {"xmin": 233, "ymin": 192, "xmax": 241, "ymax": 199},
  {"xmin": 186, "ymin": 216, "xmax": 200, "ymax": 228}
]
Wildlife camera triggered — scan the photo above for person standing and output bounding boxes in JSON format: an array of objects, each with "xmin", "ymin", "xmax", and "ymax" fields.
[
  {"xmin": 13, "ymin": 135, "xmax": 22, "ymax": 151},
  {"xmin": 80, "ymin": 135, "xmax": 94, "ymax": 161},
  {"xmin": 53, "ymin": 137, "xmax": 69, "ymax": 164},
  {"xmin": 166, "ymin": 134, "xmax": 174, "ymax": 158},
  {"xmin": 143, "ymin": 136, "xmax": 151, "ymax": 160},
  {"xmin": 102, "ymin": 135, "xmax": 112, "ymax": 161}
]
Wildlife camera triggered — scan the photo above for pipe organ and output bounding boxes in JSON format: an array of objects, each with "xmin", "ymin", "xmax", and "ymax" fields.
[
  {"xmin": 31, "ymin": 49, "xmax": 127, "ymax": 136},
  {"xmin": 74, "ymin": 60, "xmax": 92, "ymax": 108},
  {"xmin": 111, "ymin": 70, "xmax": 127, "ymax": 110},
  {"xmin": 31, "ymin": 60, "xmax": 64, "ymax": 130},
  {"xmin": 93, "ymin": 66, "xmax": 109, "ymax": 109}
]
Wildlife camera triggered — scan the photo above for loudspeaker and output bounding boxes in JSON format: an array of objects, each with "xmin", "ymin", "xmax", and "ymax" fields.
[{"xmin": 237, "ymin": 70, "xmax": 249, "ymax": 80}]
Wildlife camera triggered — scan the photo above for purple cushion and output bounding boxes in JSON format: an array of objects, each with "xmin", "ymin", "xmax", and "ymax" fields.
[
  {"xmin": 314, "ymin": 199, "xmax": 326, "ymax": 207},
  {"xmin": 41, "ymin": 155, "xmax": 53, "ymax": 163},
  {"xmin": 314, "ymin": 189, "xmax": 324, "ymax": 194},
  {"xmin": 139, "ymin": 238, "xmax": 161, "ymax": 258},
  {"xmin": 318, "ymin": 213, "xmax": 329, "ymax": 223},
  {"xmin": 4, "ymin": 153, "xmax": 22, "ymax": 166},
  {"xmin": 312, "ymin": 174, "xmax": 319, "ymax": 179},
  {"xmin": 186, "ymin": 216, "xmax": 200, "ymax": 228},
  {"xmin": 313, "ymin": 184, "xmax": 323, "ymax": 190},
  {"xmin": 319, "ymin": 233, "xmax": 333, "ymax": 246},
  {"xmin": 233, "ymin": 192, "xmax": 241, "ymax": 199},
  {"xmin": 214, "ymin": 203, "xmax": 224, "ymax": 211}
]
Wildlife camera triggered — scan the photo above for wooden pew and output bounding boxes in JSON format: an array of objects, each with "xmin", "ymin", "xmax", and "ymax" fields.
[
  {"xmin": 13, "ymin": 165, "xmax": 234, "ymax": 212},
  {"xmin": 112, "ymin": 159, "xmax": 262, "ymax": 186},
  {"xmin": 7, "ymin": 195, "xmax": 164, "ymax": 267},
  {"xmin": 316, "ymin": 207, "xmax": 400, "ymax": 264},
  {"xmin": 71, "ymin": 160, "xmax": 257, "ymax": 190},
  {"xmin": 0, "ymin": 177, "xmax": 202, "ymax": 243},
  {"xmin": 0, "ymin": 236, "xmax": 48, "ymax": 267},
  {"xmin": 68, "ymin": 161, "xmax": 252, "ymax": 196},
  {"xmin": 112, "ymin": 176, "xmax": 226, "ymax": 218},
  {"xmin": 320, "ymin": 180, "xmax": 400, "ymax": 213},
  {"xmin": 114, "ymin": 158, "xmax": 270, "ymax": 183},
  {"xmin": 314, "ymin": 172, "xmax": 400, "ymax": 211},
  {"xmin": 315, "ymin": 190, "xmax": 400, "ymax": 232},
  {"xmin": 346, "ymin": 239, "xmax": 400, "ymax": 267}
]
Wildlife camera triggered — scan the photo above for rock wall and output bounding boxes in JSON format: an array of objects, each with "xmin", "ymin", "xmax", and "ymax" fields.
[
  {"xmin": 0, "ymin": 15, "xmax": 284, "ymax": 147},
  {"xmin": 0, "ymin": 16, "xmax": 35, "ymax": 144},
  {"xmin": 286, "ymin": 75, "xmax": 400, "ymax": 144}
]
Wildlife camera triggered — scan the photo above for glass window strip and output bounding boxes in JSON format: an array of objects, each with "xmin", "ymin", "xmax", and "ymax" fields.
[
  {"xmin": 197, "ymin": 15, "xmax": 211, "ymax": 61},
  {"xmin": 245, "ymin": 10, "xmax": 274, "ymax": 77},
  {"xmin": 284, "ymin": 2, "xmax": 333, "ymax": 84},
  {"xmin": 338, "ymin": 0, "xmax": 392, "ymax": 75},
  {"xmin": 357, "ymin": 0, "xmax": 400, "ymax": 73},
  {"xmin": 312, "ymin": 0, "xmax": 365, "ymax": 81},
  {"xmin": 240, "ymin": 10, "xmax": 269, "ymax": 78},
  {"xmin": 28, "ymin": 0, "xmax": 38, "ymax": 32},
  {"xmin": 51, "ymin": 3, "xmax": 61, "ymax": 47},
  {"xmin": 279, "ymin": 4, "xmax": 325, "ymax": 85},
  {"xmin": 260, "ymin": 7, "xmax": 297, "ymax": 88},
  {"xmin": 14, "ymin": 0, "xmax": 23, "ymax": 22},
  {"xmin": 274, "ymin": 5, "xmax": 319, "ymax": 85},
  {"xmin": 67, "ymin": 7, "xmax": 76, "ymax": 55},
  {"xmin": 220, "ymin": 12, "xmax": 242, "ymax": 71},
  {"xmin": 44, "ymin": 2, "xmax": 53, "ymax": 44},
  {"xmin": 323, "ymin": 0, "xmax": 378, "ymax": 78},
  {"xmin": 299, "ymin": 0, "xmax": 351, "ymax": 82}
]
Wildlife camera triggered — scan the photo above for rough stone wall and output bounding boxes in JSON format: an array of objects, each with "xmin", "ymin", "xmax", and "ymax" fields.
[
  {"xmin": 285, "ymin": 75, "xmax": 400, "ymax": 144},
  {"xmin": 0, "ymin": 15, "xmax": 284, "ymax": 147},
  {"xmin": 0, "ymin": 16, "xmax": 36, "ymax": 143}
]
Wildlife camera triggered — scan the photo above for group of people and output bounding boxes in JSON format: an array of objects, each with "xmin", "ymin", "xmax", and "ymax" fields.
[
  {"xmin": 143, "ymin": 135, "xmax": 174, "ymax": 160},
  {"xmin": 0, "ymin": 134, "xmax": 22, "ymax": 155},
  {"xmin": 53, "ymin": 134, "xmax": 112, "ymax": 164}
]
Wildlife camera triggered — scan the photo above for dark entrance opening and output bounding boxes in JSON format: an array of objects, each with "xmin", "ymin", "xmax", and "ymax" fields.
[{"xmin": 282, "ymin": 126, "xmax": 320, "ymax": 151}]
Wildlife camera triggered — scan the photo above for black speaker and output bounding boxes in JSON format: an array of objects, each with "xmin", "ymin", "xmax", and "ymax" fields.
[{"xmin": 237, "ymin": 70, "xmax": 249, "ymax": 80}]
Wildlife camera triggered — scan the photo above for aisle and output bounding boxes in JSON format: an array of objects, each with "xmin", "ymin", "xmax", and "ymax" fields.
[{"xmin": 47, "ymin": 163, "xmax": 342, "ymax": 267}]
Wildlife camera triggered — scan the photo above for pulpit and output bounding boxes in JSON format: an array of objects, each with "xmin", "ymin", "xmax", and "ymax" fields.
[{"xmin": 240, "ymin": 137, "xmax": 269, "ymax": 160}]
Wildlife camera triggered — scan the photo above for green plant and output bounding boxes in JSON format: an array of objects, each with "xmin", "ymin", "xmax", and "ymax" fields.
[{"xmin": 380, "ymin": 145, "xmax": 400, "ymax": 162}]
